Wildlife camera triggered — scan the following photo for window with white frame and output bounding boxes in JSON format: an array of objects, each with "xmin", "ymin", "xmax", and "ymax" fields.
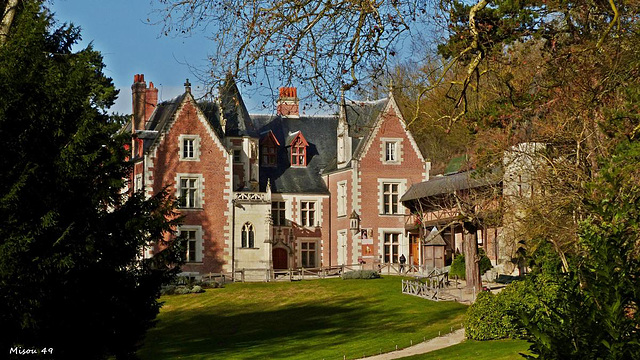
[
  {"xmin": 179, "ymin": 135, "xmax": 200, "ymax": 161},
  {"xmin": 384, "ymin": 233, "xmax": 400, "ymax": 264},
  {"xmin": 241, "ymin": 222, "xmax": 255, "ymax": 248},
  {"xmin": 382, "ymin": 182, "xmax": 400, "ymax": 214},
  {"xmin": 385, "ymin": 141, "xmax": 397, "ymax": 162},
  {"xmin": 179, "ymin": 226, "xmax": 203, "ymax": 262},
  {"xmin": 272, "ymin": 201, "xmax": 286, "ymax": 226},
  {"xmin": 134, "ymin": 173, "xmax": 143, "ymax": 191},
  {"xmin": 300, "ymin": 201, "xmax": 316, "ymax": 227},
  {"xmin": 337, "ymin": 182, "xmax": 347, "ymax": 216},
  {"xmin": 300, "ymin": 241, "xmax": 317, "ymax": 268},
  {"xmin": 179, "ymin": 176, "xmax": 200, "ymax": 208}
]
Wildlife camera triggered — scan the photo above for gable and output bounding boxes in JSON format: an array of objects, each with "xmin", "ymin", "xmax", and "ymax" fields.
[{"xmin": 354, "ymin": 94, "xmax": 425, "ymax": 164}]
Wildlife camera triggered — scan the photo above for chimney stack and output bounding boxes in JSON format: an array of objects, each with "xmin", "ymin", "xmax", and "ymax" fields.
[
  {"xmin": 277, "ymin": 87, "xmax": 299, "ymax": 118},
  {"xmin": 131, "ymin": 74, "xmax": 158, "ymax": 134}
]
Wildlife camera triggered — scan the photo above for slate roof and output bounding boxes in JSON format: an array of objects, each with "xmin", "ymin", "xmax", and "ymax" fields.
[
  {"xmin": 424, "ymin": 227, "xmax": 447, "ymax": 246},
  {"xmin": 400, "ymin": 170, "xmax": 502, "ymax": 203},
  {"xmin": 219, "ymin": 78, "xmax": 256, "ymax": 137},
  {"xmin": 253, "ymin": 114, "xmax": 338, "ymax": 194}
]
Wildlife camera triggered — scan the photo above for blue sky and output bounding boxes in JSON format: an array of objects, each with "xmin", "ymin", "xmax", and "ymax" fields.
[{"xmin": 49, "ymin": 0, "xmax": 230, "ymax": 114}]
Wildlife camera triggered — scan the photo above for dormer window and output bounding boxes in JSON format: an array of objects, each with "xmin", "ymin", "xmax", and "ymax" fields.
[
  {"xmin": 289, "ymin": 131, "xmax": 309, "ymax": 167},
  {"xmin": 260, "ymin": 130, "xmax": 280, "ymax": 167}
]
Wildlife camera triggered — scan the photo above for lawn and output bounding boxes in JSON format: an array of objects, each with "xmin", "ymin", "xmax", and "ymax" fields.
[
  {"xmin": 138, "ymin": 277, "xmax": 467, "ymax": 360},
  {"xmin": 401, "ymin": 339, "xmax": 531, "ymax": 360}
]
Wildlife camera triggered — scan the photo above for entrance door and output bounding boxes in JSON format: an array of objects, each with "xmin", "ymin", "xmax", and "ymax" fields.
[
  {"xmin": 409, "ymin": 234, "xmax": 420, "ymax": 266},
  {"xmin": 273, "ymin": 248, "xmax": 288, "ymax": 269}
]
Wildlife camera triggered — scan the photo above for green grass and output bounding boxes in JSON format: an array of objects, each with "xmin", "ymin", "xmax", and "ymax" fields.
[
  {"xmin": 138, "ymin": 277, "xmax": 468, "ymax": 360},
  {"xmin": 401, "ymin": 339, "xmax": 531, "ymax": 360}
]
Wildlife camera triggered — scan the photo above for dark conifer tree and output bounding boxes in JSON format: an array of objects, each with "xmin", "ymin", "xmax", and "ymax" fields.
[{"xmin": 0, "ymin": 1, "xmax": 184, "ymax": 358}]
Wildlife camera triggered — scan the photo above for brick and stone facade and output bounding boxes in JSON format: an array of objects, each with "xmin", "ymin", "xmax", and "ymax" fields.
[{"xmin": 129, "ymin": 74, "xmax": 430, "ymax": 278}]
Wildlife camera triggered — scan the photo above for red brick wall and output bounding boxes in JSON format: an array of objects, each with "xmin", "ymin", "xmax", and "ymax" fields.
[
  {"xmin": 148, "ymin": 98, "xmax": 231, "ymax": 273},
  {"xmin": 357, "ymin": 105, "xmax": 426, "ymax": 264}
]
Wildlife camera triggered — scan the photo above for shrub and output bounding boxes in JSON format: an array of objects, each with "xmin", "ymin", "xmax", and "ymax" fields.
[
  {"xmin": 449, "ymin": 250, "xmax": 493, "ymax": 280},
  {"xmin": 191, "ymin": 285, "xmax": 204, "ymax": 293},
  {"xmin": 465, "ymin": 280, "xmax": 536, "ymax": 340},
  {"xmin": 342, "ymin": 270, "xmax": 381, "ymax": 280}
]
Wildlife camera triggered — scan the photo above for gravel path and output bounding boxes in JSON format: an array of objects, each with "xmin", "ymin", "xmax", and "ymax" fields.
[{"xmin": 360, "ymin": 328, "xmax": 466, "ymax": 360}]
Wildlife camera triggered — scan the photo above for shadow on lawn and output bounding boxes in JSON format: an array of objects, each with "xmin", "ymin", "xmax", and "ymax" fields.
[{"xmin": 140, "ymin": 296, "xmax": 423, "ymax": 360}]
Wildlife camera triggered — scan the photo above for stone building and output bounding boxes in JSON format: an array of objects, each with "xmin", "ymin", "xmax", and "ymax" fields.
[{"xmin": 127, "ymin": 74, "xmax": 429, "ymax": 278}]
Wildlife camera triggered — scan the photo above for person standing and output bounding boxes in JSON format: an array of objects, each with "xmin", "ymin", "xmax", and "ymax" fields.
[{"xmin": 399, "ymin": 254, "xmax": 406, "ymax": 273}]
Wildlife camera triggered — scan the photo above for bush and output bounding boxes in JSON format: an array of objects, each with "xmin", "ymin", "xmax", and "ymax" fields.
[
  {"xmin": 465, "ymin": 280, "xmax": 536, "ymax": 340},
  {"xmin": 342, "ymin": 270, "xmax": 381, "ymax": 280},
  {"xmin": 449, "ymin": 249, "xmax": 493, "ymax": 280},
  {"xmin": 191, "ymin": 285, "xmax": 204, "ymax": 293}
]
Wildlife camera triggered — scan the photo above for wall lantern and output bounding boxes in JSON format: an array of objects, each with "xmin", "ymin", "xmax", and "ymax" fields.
[{"xmin": 349, "ymin": 210, "xmax": 360, "ymax": 232}]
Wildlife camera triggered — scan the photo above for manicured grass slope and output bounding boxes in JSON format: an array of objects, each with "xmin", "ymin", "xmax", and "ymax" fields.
[
  {"xmin": 401, "ymin": 339, "xmax": 531, "ymax": 360},
  {"xmin": 139, "ymin": 277, "xmax": 467, "ymax": 360}
]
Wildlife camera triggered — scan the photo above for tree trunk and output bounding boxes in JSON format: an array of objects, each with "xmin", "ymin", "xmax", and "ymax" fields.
[
  {"xmin": 1, "ymin": 0, "xmax": 19, "ymax": 46},
  {"xmin": 463, "ymin": 222, "xmax": 482, "ymax": 292}
]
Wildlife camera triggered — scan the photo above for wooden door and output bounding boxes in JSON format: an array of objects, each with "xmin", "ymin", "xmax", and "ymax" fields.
[
  {"xmin": 409, "ymin": 234, "xmax": 420, "ymax": 266},
  {"xmin": 273, "ymin": 248, "xmax": 288, "ymax": 269}
]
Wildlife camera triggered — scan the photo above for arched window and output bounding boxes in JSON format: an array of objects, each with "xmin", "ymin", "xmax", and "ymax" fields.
[{"xmin": 241, "ymin": 222, "xmax": 255, "ymax": 248}]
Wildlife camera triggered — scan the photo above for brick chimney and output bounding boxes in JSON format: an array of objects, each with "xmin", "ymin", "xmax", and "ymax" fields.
[
  {"xmin": 131, "ymin": 74, "xmax": 147, "ymax": 133},
  {"xmin": 277, "ymin": 87, "xmax": 299, "ymax": 118},
  {"xmin": 131, "ymin": 74, "xmax": 158, "ymax": 134}
]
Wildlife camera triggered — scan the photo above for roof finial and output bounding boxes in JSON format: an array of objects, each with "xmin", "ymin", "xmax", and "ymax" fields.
[
  {"xmin": 184, "ymin": 78, "xmax": 191, "ymax": 93},
  {"xmin": 388, "ymin": 77, "xmax": 395, "ymax": 96}
]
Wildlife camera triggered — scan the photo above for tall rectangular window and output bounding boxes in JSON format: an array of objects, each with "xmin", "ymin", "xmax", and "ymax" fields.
[
  {"xmin": 301, "ymin": 241, "xmax": 316, "ymax": 268},
  {"xmin": 233, "ymin": 149, "xmax": 241, "ymax": 163},
  {"xmin": 383, "ymin": 183, "xmax": 399, "ymax": 214},
  {"xmin": 272, "ymin": 201, "xmax": 286, "ymax": 226},
  {"xmin": 300, "ymin": 201, "xmax": 316, "ymax": 227},
  {"xmin": 384, "ymin": 233, "xmax": 400, "ymax": 264},
  {"xmin": 385, "ymin": 141, "xmax": 397, "ymax": 162},
  {"xmin": 185, "ymin": 230, "xmax": 197, "ymax": 262},
  {"xmin": 179, "ymin": 177, "xmax": 199, "ymax": 208},
  {"xmin": 337, "ymin": 182, "xmax": 347, "ymax": 216},
  {"xmin": 183, "ymin": 138, "xmax": 194, "ymax": 159}
]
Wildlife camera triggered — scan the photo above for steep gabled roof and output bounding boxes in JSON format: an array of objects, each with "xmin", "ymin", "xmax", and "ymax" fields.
[
  {"xmin": 253, "ymin": 114, "xmax": 338, "ymax": 194},
  {"xmin": 219, "ymin": 77, "xmax": 255, "ymax": 137}
]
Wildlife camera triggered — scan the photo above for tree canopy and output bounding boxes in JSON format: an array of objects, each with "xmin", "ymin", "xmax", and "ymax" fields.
[{"xmin": 0, "ymin": 1, "xmax": 183, "ymax": 358}]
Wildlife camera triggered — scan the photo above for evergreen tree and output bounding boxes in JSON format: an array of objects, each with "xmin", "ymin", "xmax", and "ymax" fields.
[{"xmin": 0, "ymin": 1, "xmax": 184, "ymax": 358}]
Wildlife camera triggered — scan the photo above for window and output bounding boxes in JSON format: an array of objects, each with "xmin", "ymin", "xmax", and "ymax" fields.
[
  {"xmin": 383, "ymin": 183, "xmax": 400, "ymax": 214},
  {"xmin": 179, "ymin": 135, "xmax": 199, "ymax": 161},
  {"xmin": 291, "ymin": 144, "xmax": 306, "ymax": 166},
  {"xmin": 300, "ymin": 201, "xmax": 316, "ymax": 227},
  {"xmin": 300, "ymin": 241, "xmax": 317, "ymax": 268},
  {"xmin": 241, "ymin": 222, "xmax": 255, "ymax": 248},
  {"xmin": 385, "ymin": 141, "xmax": 397, "ymax": 162},
  {"xmin": 179, "ymin": 177, "xmax": 200, "ymax": 208},
  {"xmin": 384, "ymin": 233, "xmax": 400, "ymax": 264},
  {"xmin": 233, "ymin": 149, "xmax": 241, "ymax": 163},
  {"xmin": 183, "ymin": 138, "xmax": 194, "ymax": 158},
  {"xmin": 134, "ymin": 173, "xmax": 143, "ymax": 191},
  {"xmin": 262, "ymin": 145, "xmax": 277, "ymax": 166},
  {"xmin": 272, "ymin": 201, "xmax": 286, "ymax": 226},
  {"xmin": 178, "ymin": 227, "xmax": 202, "ymax": 262},
  {"xmin": 337, "ymin": 182, "xmax": 347, "ymax": 216}
]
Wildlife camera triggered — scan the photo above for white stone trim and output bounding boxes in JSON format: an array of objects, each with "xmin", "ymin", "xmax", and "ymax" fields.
[
  {"xmin": 377, "ymin": 178, "xmax": 408, "ymax": 215},
  {"xmin": 179, "ymin": 225, "xmax": 204, "ymax": 262},
  {"xmin": 377, "ymin": 227, "xmax": 407, "ymax": 263},
  {"xmin": 298, "ymin": 197, "xmax": 323, "ymax": 227},
  {"xmin": 380, "ymin": 137, "xmax": 403, "ymax": 165},
  {"xmin": 337, "ymin": 180, "xmax": 347, "ymax": 217},
  {"xmin": 178, "ymin": 134, "xmax": 201, "ymax": 161},
  {"xmin": 175, "ymin": 173, "xmax": 205, "ymax": 209},
  {"xmin": 297, "ymin": 237, "xmax": 320, "ymax": 268}
]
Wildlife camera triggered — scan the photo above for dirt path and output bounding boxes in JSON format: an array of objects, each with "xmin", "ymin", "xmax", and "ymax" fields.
[{"xmin": 360, "ymin": 328, "xmax": 465, "ymax": 360}]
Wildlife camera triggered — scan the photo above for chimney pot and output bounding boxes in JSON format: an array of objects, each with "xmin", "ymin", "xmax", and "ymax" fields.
[{"xmin": 277, "ymin": 86, "xmax": 299, "ymax": 117}]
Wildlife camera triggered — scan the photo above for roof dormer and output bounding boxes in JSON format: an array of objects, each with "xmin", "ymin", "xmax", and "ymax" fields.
[
  {"xmin": 260, "ymin": 130, "xmax": 280, "ymax": 167},
  {"xmin": 288, "ymin": 131, "xmax": 308, "ymax": 167}
]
